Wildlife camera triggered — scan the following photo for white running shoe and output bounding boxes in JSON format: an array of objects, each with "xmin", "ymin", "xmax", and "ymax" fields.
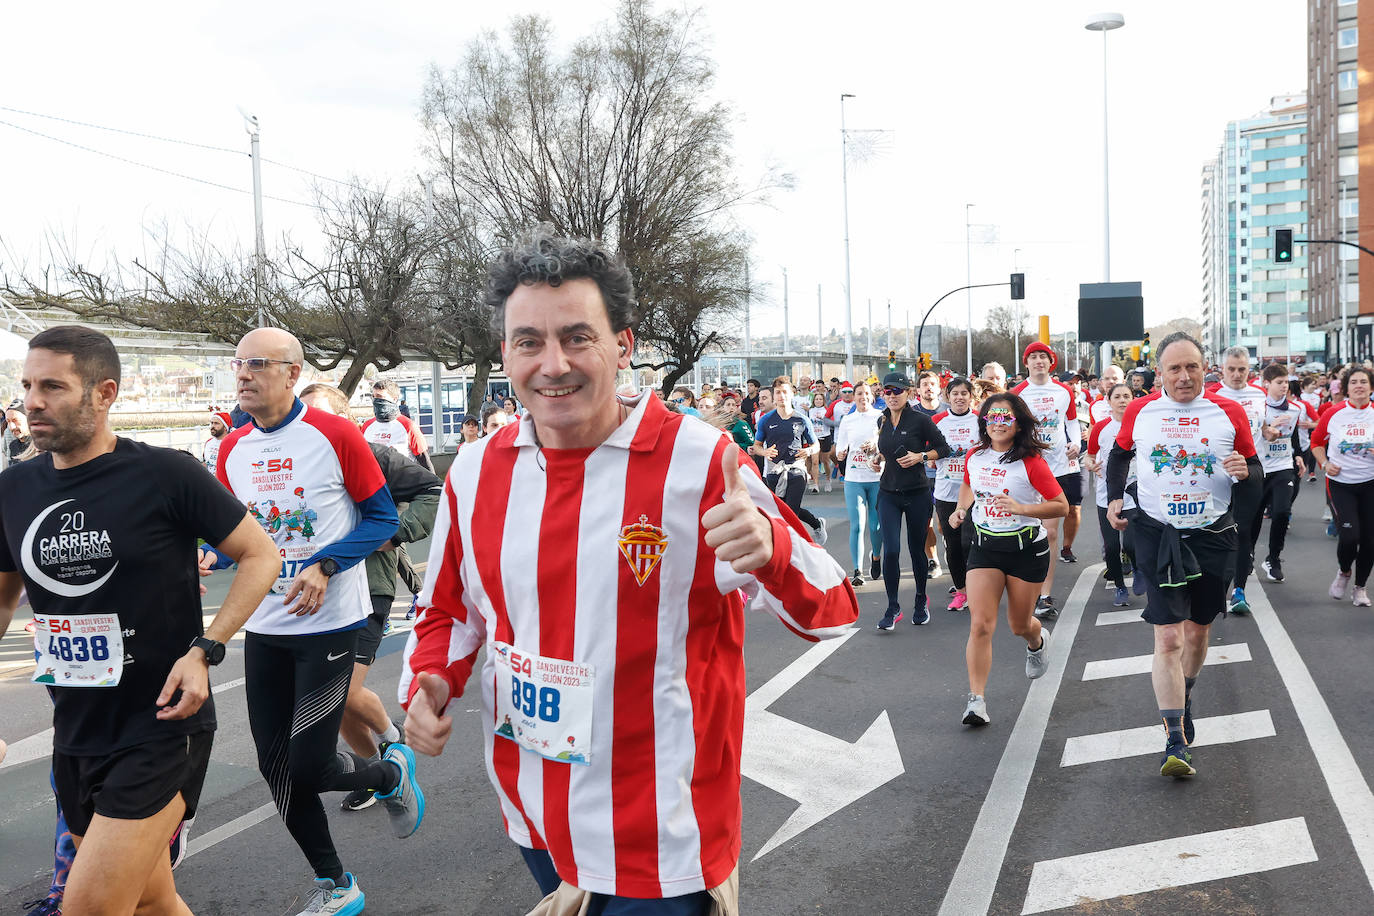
[
  {"xmin": 809, "ymin": 483, "xmax": 820, "ymax": 494},
  {"xmin": 962, "ymin": 694, "xmax": 989, "ymax": 726},
  {"xmin": 296, "ymin": 873, "xmax": 364, "ymax": 916},
  {"xmin": 811, "ymin": 518, "xmax": 829, "ymax": 547},
  {"xmin": 823, "ymin": 478, "xmax": 832, "ymax": 493},
  {"xmin": 1354, "ymin": 586, "xmax": 1371, "ymax": 608},
  {"xmin": 1025, "ymin": 630, "xmax": 1050, "ymax": 679},
  {"xmin": 1331, "ymin": 571, "xmax": 1352, "ymax": 600}
]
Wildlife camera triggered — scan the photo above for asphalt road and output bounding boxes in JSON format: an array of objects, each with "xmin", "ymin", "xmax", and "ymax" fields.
[{"xmin": 4, "ymin": 474, "xmax": 1374, "ymax": 914}]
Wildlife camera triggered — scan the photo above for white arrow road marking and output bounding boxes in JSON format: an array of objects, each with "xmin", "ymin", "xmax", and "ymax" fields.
[
  {"xmin": 1021, "ymin": 817, "xmax": 1317, "ymax": 914},
  {"xmin": 740, "ymin": 627, "xmax": 903, "ymax": 861}
]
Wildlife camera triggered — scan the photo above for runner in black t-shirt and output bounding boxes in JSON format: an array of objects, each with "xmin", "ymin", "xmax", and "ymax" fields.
[{"xmin": 0, "ymin": 326, "xmax": 279, "ymax": 916}]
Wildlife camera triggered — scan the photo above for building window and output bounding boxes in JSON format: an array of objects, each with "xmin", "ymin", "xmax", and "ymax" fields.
[
  {"xmin": 1241, "ymin": 293, "xmax": 1249, "ymax": 301},
  {"xmin": 1241, "ymin": 238, "xmax": 1247, "ymax": 247},
  {"xmin": 1339, "ymin": 112, "xmax": 1358, "ymax": 134},
  {"xmin": 1341, "ymin": 197, "xmax": 1359, "ymax": 217},
  {"xmin": 1339, "ymin": 28, "xmax": 1358, "ymax": 48},
  {"xmin": 1341, "ymin": 155, "xmax": 1358, "ymax": 176},
  {"xmin": 1340, "ymin": 69, "xmax": 1358, "ymax": 91},
  {"xmin": 1240, "ymin": 184, "xmax": 1248, "ymax": 193},
  {"xmin": 1241, "ymin": 256, "xmax": 1248, "ymax": 264},
  {"xmin": 1241, "ymin": 165, "xmax": 1248, "ymax": 174},
  {"xmin": 1241, "ymin": 274, "xmax": 1248, "ymax": 283},
  {"xmin": 1240, "ymin": 220, "xmax": 1247, "ymax": 229}
]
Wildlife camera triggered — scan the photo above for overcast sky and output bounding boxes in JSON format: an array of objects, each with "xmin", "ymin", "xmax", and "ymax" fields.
[{"xmin": 1, "ymin": 1, "xmax": 1304, "ymax": 351}]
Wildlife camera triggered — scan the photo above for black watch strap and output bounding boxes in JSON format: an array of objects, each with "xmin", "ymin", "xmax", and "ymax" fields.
[
  {"xmin": 191, "ymin": 636, "xmax": 226, "ymax": 666},
  {"xmin": 319, "ymin": 557, "xmax": 341, "ymax": 577}
]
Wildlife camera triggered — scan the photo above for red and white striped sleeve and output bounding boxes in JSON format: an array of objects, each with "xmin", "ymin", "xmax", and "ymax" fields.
[
  {"xmin": 399, "ymin": 473, "xmax": 486, "ymax": 709},
  {"xmin": 402, "ymin": 414, "xmax": 429, "ymax": 459},
  {"xmin": 1087, "ymin": 418, "xmax": 1108, "ymax": 458},
  {"xmin": 712, "ymin": 439, "xmax": 858, "ymax": 641}
]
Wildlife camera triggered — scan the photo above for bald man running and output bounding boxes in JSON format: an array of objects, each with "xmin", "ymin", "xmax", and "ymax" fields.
[{"xmin": 215, "ymin": 328, "xmax": 425, "ymax": 915}]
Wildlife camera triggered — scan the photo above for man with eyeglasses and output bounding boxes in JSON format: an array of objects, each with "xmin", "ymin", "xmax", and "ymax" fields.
[{"xmin": 215, "ymin": 328, "xmax": 425, "ymax": 915}]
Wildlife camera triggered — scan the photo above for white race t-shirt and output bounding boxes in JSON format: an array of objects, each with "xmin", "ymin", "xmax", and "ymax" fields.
[
  {"xmin": 834, "ymin": 408, "xmax": 882, "ymax": 484},
  {"xmin": 962, "ymin": 446, "xmax": 1062, "ymax": 538},
  {"xmin": 931, "ymin": 409, "xmax": 980, "ymax": 503},
  {"xmin": 1312, "ymin": 402, "xmax": 1374, "ymax": 485},
  {"xmin": 1011, "ymin": 378, "xmax": 1080, "ymax": 476},
  {"xmin": 1259, "ymin": 399, "xmax": 1304, "ymax": 475},
  {"xmin": 1087, "ymin": 417, "xmax": 1136, "ymax": 510},
  {"xmin": 1115, "ymin": 392, "xmax": 1257, "ymax": 527},
  {"xmin": 1211, "ymin": 382, "xmax": 1267, "ymax": 444}
]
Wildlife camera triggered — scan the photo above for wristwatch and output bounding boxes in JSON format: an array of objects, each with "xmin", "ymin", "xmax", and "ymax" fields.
[
  {"xmin": 190, "ymin": 636, "xmax": 226, "ymax": 666},
  {"xmin": 318, "ymin": 557, "xmax": 341, "ymax": 577}
]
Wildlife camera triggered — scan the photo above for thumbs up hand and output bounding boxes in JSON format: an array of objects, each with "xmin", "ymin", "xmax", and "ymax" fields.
[
  {"xmin": 404, "ymin": 672, "xmax": 454, "ymax": 757},
  {"xmin": 702, "ymin": 447, "xmax": 776, "ymax": 573}
]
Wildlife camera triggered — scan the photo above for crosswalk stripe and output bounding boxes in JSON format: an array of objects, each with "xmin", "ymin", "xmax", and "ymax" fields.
[
  {"xmin": 1021, "ymin": 817, "xmax": 1317, "ymax": 914},
  {"xmin": 1094, "ymin": 609, "xmax": 1142, "ymax": 626},
  {"xmin": 1082, "ymin": 643, "xmax": 1251, "ymax": 681},
  {"xmin": 1059, "ymin": 710, "xmax": 1275, "ymax": 767}
]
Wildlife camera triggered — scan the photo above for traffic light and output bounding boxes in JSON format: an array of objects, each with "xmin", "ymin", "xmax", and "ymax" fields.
[
  {"xmin": 887, "ymin": 349, "xmax": 896, "ymax": 370},
  {"xmin": 1010, "ymin": 272, "xmax": 1025, "ymax": 300},
  {"xmin": 920, "ymin": 352, "xmax": 932, "ymax": 370},
  {"xmin": 1275, "ymin": 228, "xmax": 1293, "ymax": 264},
  {"xmin": 1131, "ymin": 345, "xmax": 1141, "ymax": 361},
  {"xmin": 1141, "ymin": 332, "xmax": 1151, "ymax": 362}
]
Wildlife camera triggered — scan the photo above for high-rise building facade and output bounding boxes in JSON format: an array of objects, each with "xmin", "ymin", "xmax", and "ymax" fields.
[
  {"xmin": 1200, "ymin": 95, "xmax": 1323, "ymax": 366},
  {"xmin": 1308, "ymin": 0, "xmax": 1365, "ymax": 363}
]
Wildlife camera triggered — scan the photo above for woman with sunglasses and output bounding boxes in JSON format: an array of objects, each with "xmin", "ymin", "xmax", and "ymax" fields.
[
  {"xmin": 669, "ymin": 387, "xmax": 702, "ymax": 418},
  {"xmin": 1083, "ymin": 382, "xmax": 1139, "ymax": 606},
  {"xmin": 949, "ymin": 394, "xmax": 1068, "ymax": 726},
  {"xmin": 874, "ymin": 372, "xmax": 951, "ymax": 629},
  {"xmin": 931, "ymin": 378, "xmax": 980, "ymax": 611}
]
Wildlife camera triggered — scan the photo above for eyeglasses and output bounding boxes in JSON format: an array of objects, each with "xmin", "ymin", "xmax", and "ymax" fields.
[
  {"xmin": 882, "ymin": 387, "xmax": 907, "ymax": 396},
  {"xmin": 230, "ymin": 357, "xmax": 294, "ymax": 372},
  {"xmin": 671, "ymin": 397, "xmax": 687, "ymax": 404},
  {"xmin": 984, "ymin": 410, "xmax": 1017, "ymax": 427}
]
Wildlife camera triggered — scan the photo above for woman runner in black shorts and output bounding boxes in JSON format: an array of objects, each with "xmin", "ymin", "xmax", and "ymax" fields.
[{"xmin": 950, "ymin": 394, "xmax": 1068, "ymax": 726}]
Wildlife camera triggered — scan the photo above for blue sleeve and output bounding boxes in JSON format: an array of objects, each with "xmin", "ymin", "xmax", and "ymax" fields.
[
  {"xmin": 203, "ymin": 545, "xmax": 235, "ymax": 570},
  {"xmin": 800, "ymin": 414, "xmax": 817, "ymax": 444},
  {"xmin": 306, "ymin": 486, "xmax": 399, "ymax": 573}
]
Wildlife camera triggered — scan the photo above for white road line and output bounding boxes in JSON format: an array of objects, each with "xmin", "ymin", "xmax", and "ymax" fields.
[
  {"xmin": 937, "ymin": 563, "xmax": 1102, "ymax": 916},
  {"xmin": 184, "ymin": 802, "xmax": 278, "ymax": 861},
  {"xmin": 1250, "ymin": 581, "xmax": 1374, "ymax": 895},
  {"xmin": 1081, "ymin": 643, "xmax": 1251, "ymax": 681},
  {"xmin": 1059, "ymin": 710, "xmax": 1275, "ymax": 767},
  {"xmin": 1094, "ymin": 609, "xmax": 1142, "ymax": 626},
  {"xmin": 1020, "ymin": 817, "xmax": 1317, "ymax": 914}
]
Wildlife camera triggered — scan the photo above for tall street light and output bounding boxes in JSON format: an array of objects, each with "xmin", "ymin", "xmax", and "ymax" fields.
[
  {"xmin": 1087, "ymin": 12, "xmax": 1124, "ymax": 375},
  {"xmin": 840, "ymin": 93, "xmax": 856, "ymax": 382},
  {"xmin": 965, "ymin": 203, "xmax": 975, "ymax": 376}
]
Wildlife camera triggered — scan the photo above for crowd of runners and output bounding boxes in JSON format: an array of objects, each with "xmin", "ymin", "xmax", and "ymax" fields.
[{"xmin": 1, "ymin": 226, "xmax": 1370, "ymax": 915}]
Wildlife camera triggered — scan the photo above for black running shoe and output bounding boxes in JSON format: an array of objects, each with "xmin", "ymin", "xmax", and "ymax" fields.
[
  {"xmin": 1183, "ymin": 700, "xmax": 1195, "ymax": 745},
  {"xmin": 911, "ymin": 595, "xmax": 930, "ymax": 625},
  {"xmin": 1060, "ymin": 547, "xmax": 1078, "ymax": 563},
  {"xmin": 870, "ymin": 555, "xmax": 882, "ymax": 580},
  {"xmin": 850, "ymin": 569, "xmax": 864, "ymax": 587},
  {"xmin": 1263, "ymin": 557, "xmax": 1284, "ymax": 582},
  {"xmin": 341, "ymin": 788, "xmax": 377, "ymax": 811},
  {"xmin": 1033, "ymin": 596, "xmax": 1058, "ymax": 621},
  {"xmin": 876, "ymin": 608, "xmax": 902, "ymax": 631}
]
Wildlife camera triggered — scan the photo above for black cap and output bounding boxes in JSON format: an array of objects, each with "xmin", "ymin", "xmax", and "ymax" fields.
[
  {"xmin": 881, "ymin": 371, "xmax": 910, "ymax": 389},
  {"xmin": 5, "ymin": 399, "xmax": 23, "ymax": 414},
  {"xmin": 460, "ymin": 415, "xmax": 479, "ymax": 426}
]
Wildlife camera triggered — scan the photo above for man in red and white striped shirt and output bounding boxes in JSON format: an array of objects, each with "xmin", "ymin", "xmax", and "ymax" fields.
[{"xmin": 401, "ymin": 232, "xmax": 858, "ymax": 913}]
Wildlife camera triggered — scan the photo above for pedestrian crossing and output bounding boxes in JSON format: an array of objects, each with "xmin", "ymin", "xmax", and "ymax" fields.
[{"xmin": 1001, "ymin": 574, "xmax": 1374, "ymax": 912}]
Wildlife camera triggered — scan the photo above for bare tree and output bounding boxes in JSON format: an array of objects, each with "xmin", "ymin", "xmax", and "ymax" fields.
[{"xmin": 419, "ymin": 0, "xmax": 769, "ymax": 387}]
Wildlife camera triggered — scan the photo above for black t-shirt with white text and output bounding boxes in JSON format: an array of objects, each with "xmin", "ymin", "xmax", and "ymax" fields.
[{"xmin": 0, "ymin": 439, "xmax": 246, "ymax": 755}]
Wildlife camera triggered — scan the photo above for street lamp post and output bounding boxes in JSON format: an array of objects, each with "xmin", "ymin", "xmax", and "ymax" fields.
[
  {"xmin": 1340, "ymin": 179, "xmax": 1348, "ymax": 362},
  {"xmin": 240, "ymin": 109, "xmax": 267, "ymax": 328},
  {"xmin": 1013, "ymin": 247, "xmax": 1022, "ymax": 374},
  {"xmin": 841, "ymin": 93, "xmax": 856, "ymax": 383},
  {"xmin": 1085, "ymin": 13, "xmax": 1124, "ymax": 285},
  {"xmin": 965, "ymin": 203, "xmax": 974, "ymax": 376}
]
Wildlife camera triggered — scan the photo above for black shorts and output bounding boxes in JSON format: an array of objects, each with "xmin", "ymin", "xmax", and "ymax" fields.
[
  {"xmin": 53, "ymin": 730, "xmax": 213, "ymax": 837},
  {"xmin": 966, "ymin": 533, "xmax": 1052, "ymax": 582},
  {"xmin": 818, "ymin": 437, "xmax": 833, "ymax": 455},
  {"xmin": 1132, "ymin": 521, "xmax": 1236, "ymax": 627},
  {"xmin": 1057, "ymin": 472, "xmax": 1083, "ymax": 506},
  {"xmin": 354, "ymin": 594, "xmax": 393, "ymax": 666}
]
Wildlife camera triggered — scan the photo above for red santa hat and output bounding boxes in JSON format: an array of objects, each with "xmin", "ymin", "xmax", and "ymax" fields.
[
  {"xmin": 1022, "ymin": 341, "xmax": 1058, "ymax": 370},
  {"xmin": 213, "ymin": 411, "xmax": 232, "ymax": 429}
]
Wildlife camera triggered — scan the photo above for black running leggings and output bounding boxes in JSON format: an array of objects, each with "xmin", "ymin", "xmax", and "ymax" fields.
[
  {"xmin": 1328, "ymin": 479, "xmax": 1374, "ymax": 586},
  {"xmin": 246, "ymin": 629, "xmax": 398, "ymax": 881},
  {"xmin": 878, "ymin": 486, "xmax": 933, "ymax": 607},
  {"xmin": 1096, "ymin": 505, "xmax": 1135, "ymax": 588},
  {"xmin": 934, "ymin": 498, "xmax": 972, "ymax": 591},
  {"xmin": 765, "ymin": 470, "xmax": 822, "ymax": 530}
]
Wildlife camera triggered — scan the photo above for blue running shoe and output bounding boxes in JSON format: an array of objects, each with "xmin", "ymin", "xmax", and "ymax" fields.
[
  {"xmin": 379, "ymin": 744, "xmax": 425, "ymax": 838},
  {"xmin": 1113, "ymin": 586, "xmax": 1129, "ymax": 607},
  {"xmin": 1228, "ymin": 587, "xmax": 1250, "ymax": 616},
  {"xmin": 405, "ymin": 595, "xmax": 418, "ymax": 620},
  {"xmin": 911, "ymin": 594, "xmax": 930, "ymax": 626},
  {"xmin": 295, "ymin": 872, "xmax": 364, "ymax": 915},
  {"xmin": 1160, "ymin": 742, "xmax": 1195, "ymax": 778},
  {"xmin": 877, "ymin": 607, "xmax": 902, "ymax": 630},
  {"xmin": 20, "ymin": 899, "xmax": 63, "ymax": 916},
  {"xmin": 1328, "ymin": 520, "xmax": 1338, "ymax": 539}
]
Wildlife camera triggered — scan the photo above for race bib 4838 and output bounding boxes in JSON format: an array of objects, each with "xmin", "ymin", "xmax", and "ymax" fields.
[{"xmin": 32, "ymin": 613, "xmax": 123, "ymax": 687}]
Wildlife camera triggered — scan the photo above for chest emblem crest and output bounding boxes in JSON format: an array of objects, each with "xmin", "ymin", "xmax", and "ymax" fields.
[{"xmin": 618, "ymin": 515, "xmax": 668, "ymax": 586}]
